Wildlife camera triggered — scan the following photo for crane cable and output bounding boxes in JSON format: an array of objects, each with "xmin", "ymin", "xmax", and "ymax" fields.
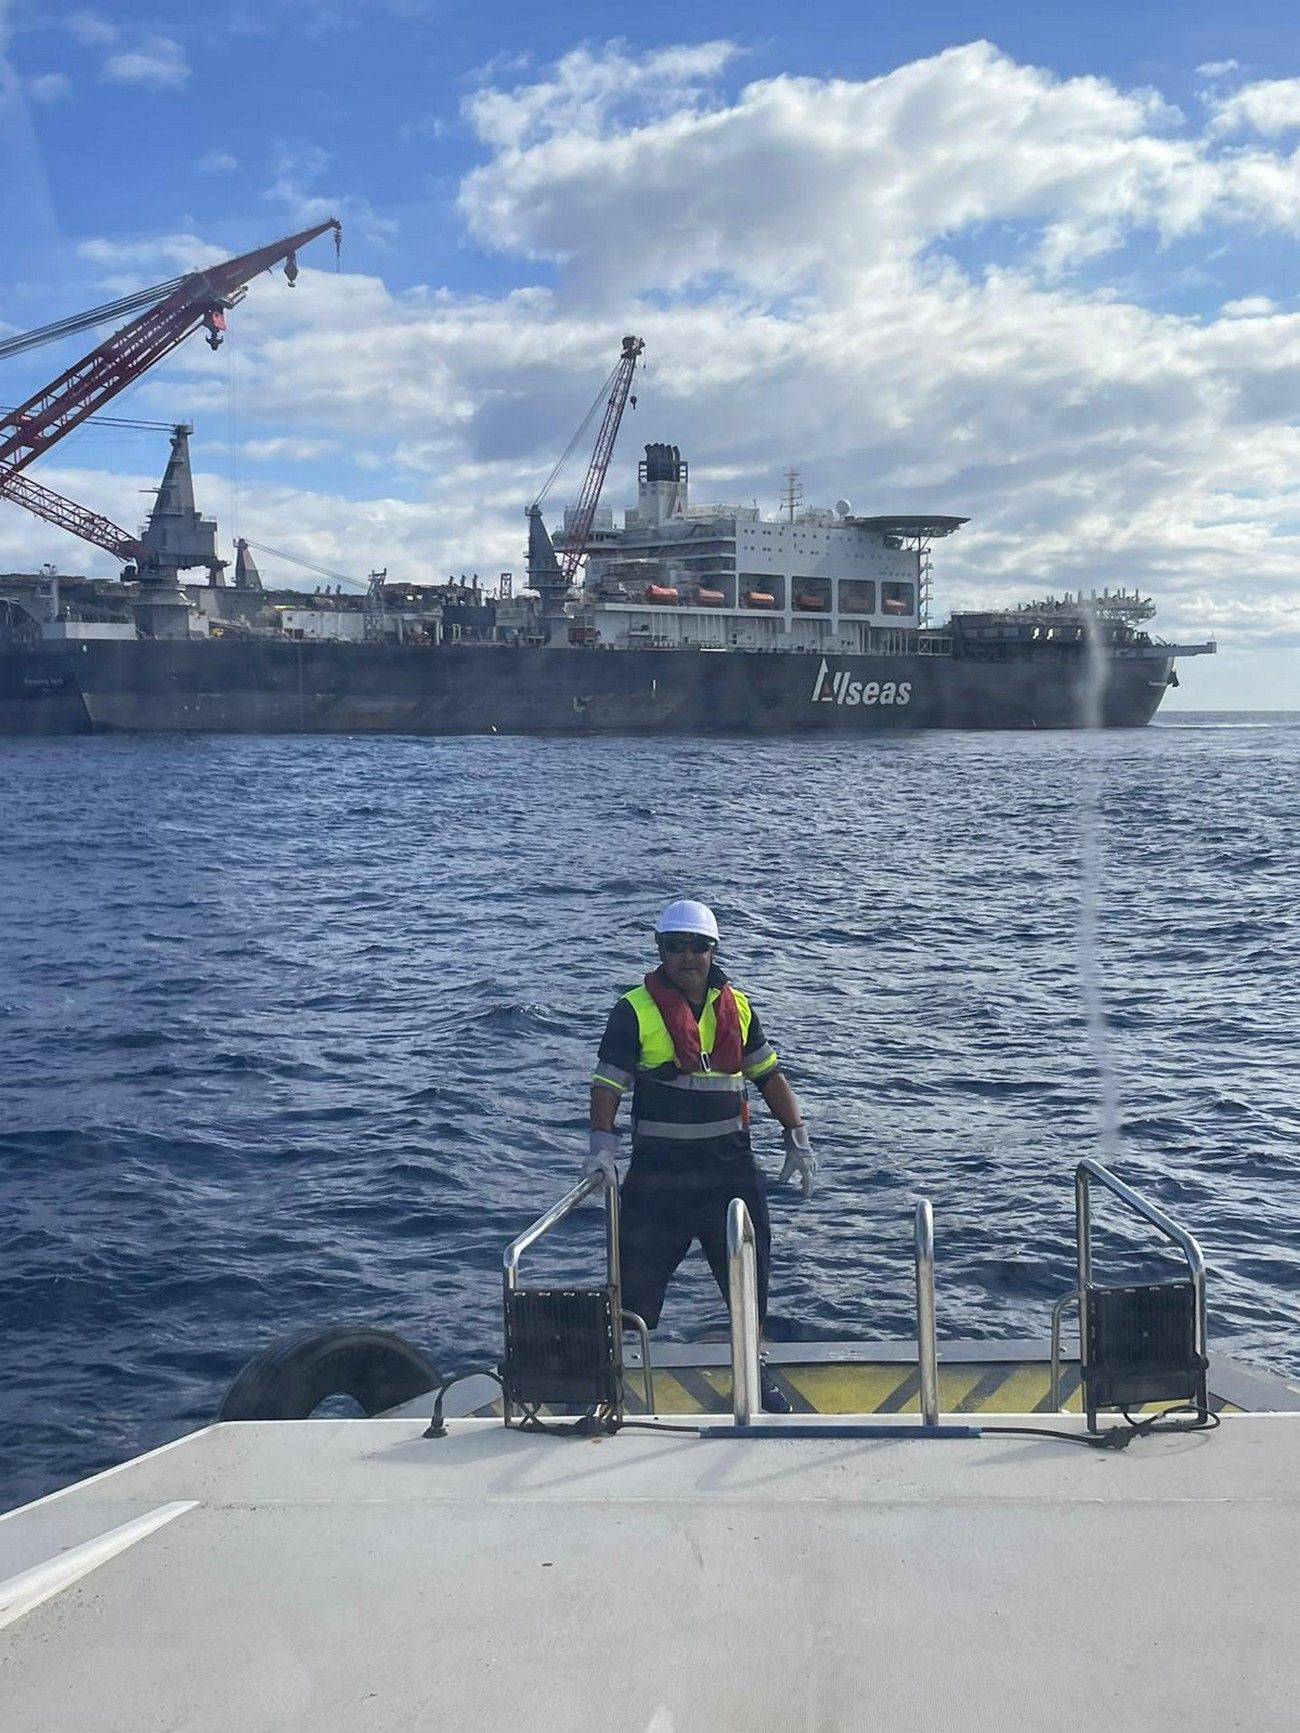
[
  {"xmin": 530, "ymin": 354, "xmax": 625, "ymax": 510},
  {"xmin": 225, "ymin": 327, "xmax": 239, "ymax": 549},
  {"xmin": 0, "ymin": 275, "xmax": 191, "ymax": 364},
  {"xmin": 242, "ymin": 539, "xmax": 368, "ymax": 589}
]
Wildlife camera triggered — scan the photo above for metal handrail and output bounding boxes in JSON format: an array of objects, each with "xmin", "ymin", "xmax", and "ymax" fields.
[
  {"xmin": 1067, "ymin": 1158, "xmax": 1208, "ymax": 1423},
  {"xmin": 1048, "ymin": 1289, "xmax": 1080, "ymax": 1412},
  {"xmin": 501, "ymin": 1174, "xmax": 653, "ymax": 1422},
  {"xmin": 727, "ymin": 1197, "xmax": 762, "ymax": 1425},
  {"xmin": 914, "ymin": 1199, "xmax": 939, "ymax": 1426},
  {"xmin": 502, "ymin": 1172, "xmax": 617, "ymax": 1297}
]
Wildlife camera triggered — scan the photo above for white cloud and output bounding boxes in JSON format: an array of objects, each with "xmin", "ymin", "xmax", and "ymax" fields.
[
  {"xmin": 1221, "ymin": 296, "xmax": 1276, "ymax": 317},
  {"xmin": 239, "ymin": 436, "xmax": 339, "ymax": 462},
  {"xmin": 79, "ymin": 231, "xmax": 225, "ymax": 280},
  {"xmin": 1196, "ymin": 60, "xmax": 1239, "ymax": 79},
  {"xmin": 458, "ymin": 40, "xmax": 1300, "ymax": 299},
  {"xmin": 1208, "ymin": 77, "xmax": 1300, "ymax": 137},
  {"xmin": 26, "ymin": 72, "xmax": 71, "ymax": 102},
  {"xmin": 198, "ymin": 150, "xmax": 238, "ymax": 174},
  {"xmin": 464, "ymin": 40, "xmax": 740, "ymax": 151},
  {"xmin": 66, "ymin": 10, "xmax": 117, "ymax": 47},
  {"xmin": 261, "ymin": 139, "xmax": 397, "ymax": 244},
  {"xmin": 103, "ymin": 35, "xmax": 189, "ymax": 90}
]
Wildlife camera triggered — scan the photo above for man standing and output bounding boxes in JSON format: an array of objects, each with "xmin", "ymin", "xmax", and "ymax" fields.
[{"xmin": 586, "ymin": 898, "xmax": 815, "ymax": 1414}]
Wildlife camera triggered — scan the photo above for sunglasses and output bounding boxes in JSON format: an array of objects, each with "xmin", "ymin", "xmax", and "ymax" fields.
[{"xmin": 658, "ymin": 935, "xmax": 715, "ymax": 955}]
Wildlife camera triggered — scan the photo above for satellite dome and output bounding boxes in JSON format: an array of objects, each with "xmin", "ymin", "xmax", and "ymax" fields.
[{"xmin": 835, "ymin": 499, "xmax": 852, "ymax": 517}]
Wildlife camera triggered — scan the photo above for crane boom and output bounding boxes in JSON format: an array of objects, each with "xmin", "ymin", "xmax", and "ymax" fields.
[
  {"xmin": 558, "ymin": 334, "xmax": 643, "ymax": 584},
  {"xmin": 0, "ymin": 218, "xmax": 341, "ymax": 494},
  {"xmin": 1, "ymin": 471, "xmax": 148, "ymax": 564}
]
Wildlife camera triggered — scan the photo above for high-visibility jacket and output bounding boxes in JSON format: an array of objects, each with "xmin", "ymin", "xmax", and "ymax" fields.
[{"xmin": 592, "ymin": 969, "xmax": 780, "ymax": 1159}]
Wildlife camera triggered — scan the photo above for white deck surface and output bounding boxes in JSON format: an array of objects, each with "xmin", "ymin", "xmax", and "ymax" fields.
[{"xmin": 2, "ymin": 1414, "xmax": 1297, "ymax": 1731}]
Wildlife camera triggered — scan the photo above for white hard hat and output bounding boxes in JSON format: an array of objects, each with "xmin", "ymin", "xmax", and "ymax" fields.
[{"xmin": 656, "ymin": 899, "xmax": 719, "ymax": 942}]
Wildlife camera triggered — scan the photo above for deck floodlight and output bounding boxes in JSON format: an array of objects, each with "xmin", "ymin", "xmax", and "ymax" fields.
[
  {"xmin": 498, "ymin": 1175, "xmax": 653, "ymax": 1430},
  {"xmin": 1082, "ymin": 1280, "xmax": 1208, "ymax": 1422},
  {"xmin": 1072, "ymin": 1161, "xmax": 1210, "ymax": 1431},
  {"xmin": 502, "ymin": 1287, "xmax": 622, "ymax": 1412}
]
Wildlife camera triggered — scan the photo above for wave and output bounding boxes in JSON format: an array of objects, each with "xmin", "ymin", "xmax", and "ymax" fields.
[{"xmin": 2, "ymin": 726, "xmax": 1297, "ymax": 1511}]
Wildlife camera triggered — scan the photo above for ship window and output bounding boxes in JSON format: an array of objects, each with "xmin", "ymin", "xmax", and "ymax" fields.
[
  {"xmin": 839, "ymin": 579, "xmax": 876, "ymax": 616},
  {"xmin": 739, "ymin": 571, "xmax": 785, "ymax": 608},
  {"xmin": 881, "ymin": 581, "xmax": 914, "ymax": 617},
  {"xmin": 792, "ymin": 577, "xmax": 830, "ymax": 613}
]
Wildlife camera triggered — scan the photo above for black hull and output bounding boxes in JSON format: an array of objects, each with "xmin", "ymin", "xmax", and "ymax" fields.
[{"xmin": 0, "ymin": 641, "xmax": 1174, "ymax": 736}]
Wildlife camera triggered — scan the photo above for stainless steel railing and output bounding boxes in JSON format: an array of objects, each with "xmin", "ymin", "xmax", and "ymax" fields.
[
  {"xmin": 503, "ymin": 1173, "xmax": 614, "ymax": 1299},
  {"xmin": 914, "ymin": 1198, "xmax": 939, "ymax": 1427},
  {"xmin": 1049, "ymin": 1157, "xmax": 1208, "ymax": 1415},
  {"xmin": 501, "ymin": 1174, "xmax": 654, "ymax": 1422},
  {"xmin": 725, "ymin": 1193, "xmax": 943, "ymax": 1429},
  {"xmin": 727, "ymin": 1197, "xmax": 762, "ymax": 1425}
]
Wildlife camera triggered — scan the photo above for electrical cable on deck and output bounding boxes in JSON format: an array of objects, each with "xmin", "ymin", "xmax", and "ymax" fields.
[{"xmin": 423, "ymin": 1369, "xmax": 504, "ymax": 1438}]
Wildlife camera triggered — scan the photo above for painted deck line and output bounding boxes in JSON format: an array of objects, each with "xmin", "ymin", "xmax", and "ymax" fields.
[
  {"xmin": 0, "ymin": 1501, "xmax": 197, "ymax": 1632},
  {"xmin": 0, "ymin": 1428, "xmax": 207, "ymax": 1523}
]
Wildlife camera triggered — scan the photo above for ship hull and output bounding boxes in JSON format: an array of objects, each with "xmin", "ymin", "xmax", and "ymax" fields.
[{"xmin": 0, "ymin": 640, "xmax": 1174, "ymax": 736}]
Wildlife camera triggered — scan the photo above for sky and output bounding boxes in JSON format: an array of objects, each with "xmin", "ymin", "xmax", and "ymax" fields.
[{"xmin": 1, "ymin": 0, "xmax": 1298, "ymax": 707}]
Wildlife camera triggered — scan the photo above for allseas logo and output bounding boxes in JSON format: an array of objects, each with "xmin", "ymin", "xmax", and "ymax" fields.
[{"xmin": 811, "ymin": 660, "xmax": 911, "ymax": 707}]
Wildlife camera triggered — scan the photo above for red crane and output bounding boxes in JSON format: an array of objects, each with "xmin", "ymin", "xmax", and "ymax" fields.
[
  {"xmin": 527, "ymin": 334, "xmax": 644, "ymax": 607},
  {"xmin": 1, "ymin": 471, "xmax": 149, "ymax": 566},
  {"xmin": 556, "ymin": 334, "xmax": 644, "ymax": 585},
  {"xmin": 0, "ymin": 218, "xmax": 340, "ymax": 567}
]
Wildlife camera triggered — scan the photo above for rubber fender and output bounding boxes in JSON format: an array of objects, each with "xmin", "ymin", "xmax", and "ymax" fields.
[{"xmin": 215, "ymin": 1325, "xmax": 441, "ymax": 1421}]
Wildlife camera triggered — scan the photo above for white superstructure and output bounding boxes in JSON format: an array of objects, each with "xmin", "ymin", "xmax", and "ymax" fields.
[{"xmin": 570, "ymin": 444, "xmax": 966, "ymax": 652}]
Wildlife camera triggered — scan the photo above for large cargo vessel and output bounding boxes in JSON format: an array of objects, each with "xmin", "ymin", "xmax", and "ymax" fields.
[{"xmin": 0, "ymin": 433, "xmax": 1214, "ymax": 736}]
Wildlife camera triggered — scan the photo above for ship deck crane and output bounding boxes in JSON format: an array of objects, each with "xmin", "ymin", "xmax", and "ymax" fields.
[
  {"xmin": 527, "ymin": 334, "xmax": 643, "ymax": 624},
  {"xmin": 0, "ymin": 219, "xmax": 341, "ymax": 575}
]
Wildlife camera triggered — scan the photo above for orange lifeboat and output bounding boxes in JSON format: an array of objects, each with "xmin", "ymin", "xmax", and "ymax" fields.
[
  {"xmin": 881, "ymin": 596, "xmax": 910, "ymax": 615},
  {"xmin": 743, "ymin": 590, "xmax": 776, "ymax": 608},
  {"xmin": 793, "ymin": 592, "xmax": 828, "ymax": 612},
  {"xmin": 696, "ymin": 587, "xmax": 726, "ymax": 606},
  {"xmin": 645, "ymin": 583, "xmax": 680, "ymax": 603}
]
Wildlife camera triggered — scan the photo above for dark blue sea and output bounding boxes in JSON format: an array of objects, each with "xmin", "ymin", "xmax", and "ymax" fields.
[{"xmin": 2, "ymin": 714, "xmax": 1298, "ymax": 1510}]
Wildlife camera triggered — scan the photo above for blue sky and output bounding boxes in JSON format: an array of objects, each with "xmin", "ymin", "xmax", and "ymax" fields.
[{"xmin": 2, "ymin": 0, "xmax": 1299, "ymax": 705}]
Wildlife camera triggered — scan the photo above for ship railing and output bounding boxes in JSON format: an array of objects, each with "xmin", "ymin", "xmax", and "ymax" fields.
[
  {"xmin": 1049, "ymin": 1159, "xmax": 1208, "ymax": 1424},
  {"xmin": 866, "ymin": 628, "xmax": 953, "ymax": 657},
  {"xmin": 727, "ymin": 1198, "xmax": 763, "ymax": 1423},
  {"xmin": 501, "ymin": 1175, "xmax": 654, "ymax": 1424},
  {"xmin": 914, "ymin": 1198, "xmax": 940, "ymax": 1426},
  {"xmin": 727, "ymin": 1194, "xmax": 942, "ymax": 1429}
]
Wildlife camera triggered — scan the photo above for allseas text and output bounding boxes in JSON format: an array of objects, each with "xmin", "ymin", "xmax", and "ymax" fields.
[{"xmin": 811, "ymin": 660, "xmax": 912, "ymax": 707}]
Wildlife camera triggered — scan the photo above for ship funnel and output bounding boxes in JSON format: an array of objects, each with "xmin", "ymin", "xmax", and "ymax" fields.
[{"xmin": 637, "ymin": 442, "xmax": 688, "ymax": 526}]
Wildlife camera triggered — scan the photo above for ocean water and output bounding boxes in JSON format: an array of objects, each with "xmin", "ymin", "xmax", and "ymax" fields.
[{"xmin": 1, "ymin": 713, "xmax": 1297, "ymax": 1510}]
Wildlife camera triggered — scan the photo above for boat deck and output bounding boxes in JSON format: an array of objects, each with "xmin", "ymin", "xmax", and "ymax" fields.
[{"xmin": 3, "ymin": 1366, "xmax": 1298, "ymax": 1730}]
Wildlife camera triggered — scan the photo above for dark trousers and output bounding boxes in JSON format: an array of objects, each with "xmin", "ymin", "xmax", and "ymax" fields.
[{"xmin": 619, "ymin": 1153, "xmax": 771, "ymax": 1331}]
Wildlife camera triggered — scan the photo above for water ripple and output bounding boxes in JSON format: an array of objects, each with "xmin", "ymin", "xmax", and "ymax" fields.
[{"xmin": 1, "ymin": 713, "xmax": 1298, "ymax": 1509}]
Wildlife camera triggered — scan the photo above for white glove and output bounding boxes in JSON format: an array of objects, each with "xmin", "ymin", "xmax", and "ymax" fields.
[
  {"xmin": 583, "ymin": 1129, "xmax": 620, "ymax": 1185},
  {"xmin": 778, "ymin": 1124, "xmax": 816, "ymax": 1199}
]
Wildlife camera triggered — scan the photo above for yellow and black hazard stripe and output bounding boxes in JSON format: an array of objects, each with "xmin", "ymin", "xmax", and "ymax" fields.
[{"xmin": 471, "ymin": 1358, "xmax": 1240, "ymax": 1419}]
